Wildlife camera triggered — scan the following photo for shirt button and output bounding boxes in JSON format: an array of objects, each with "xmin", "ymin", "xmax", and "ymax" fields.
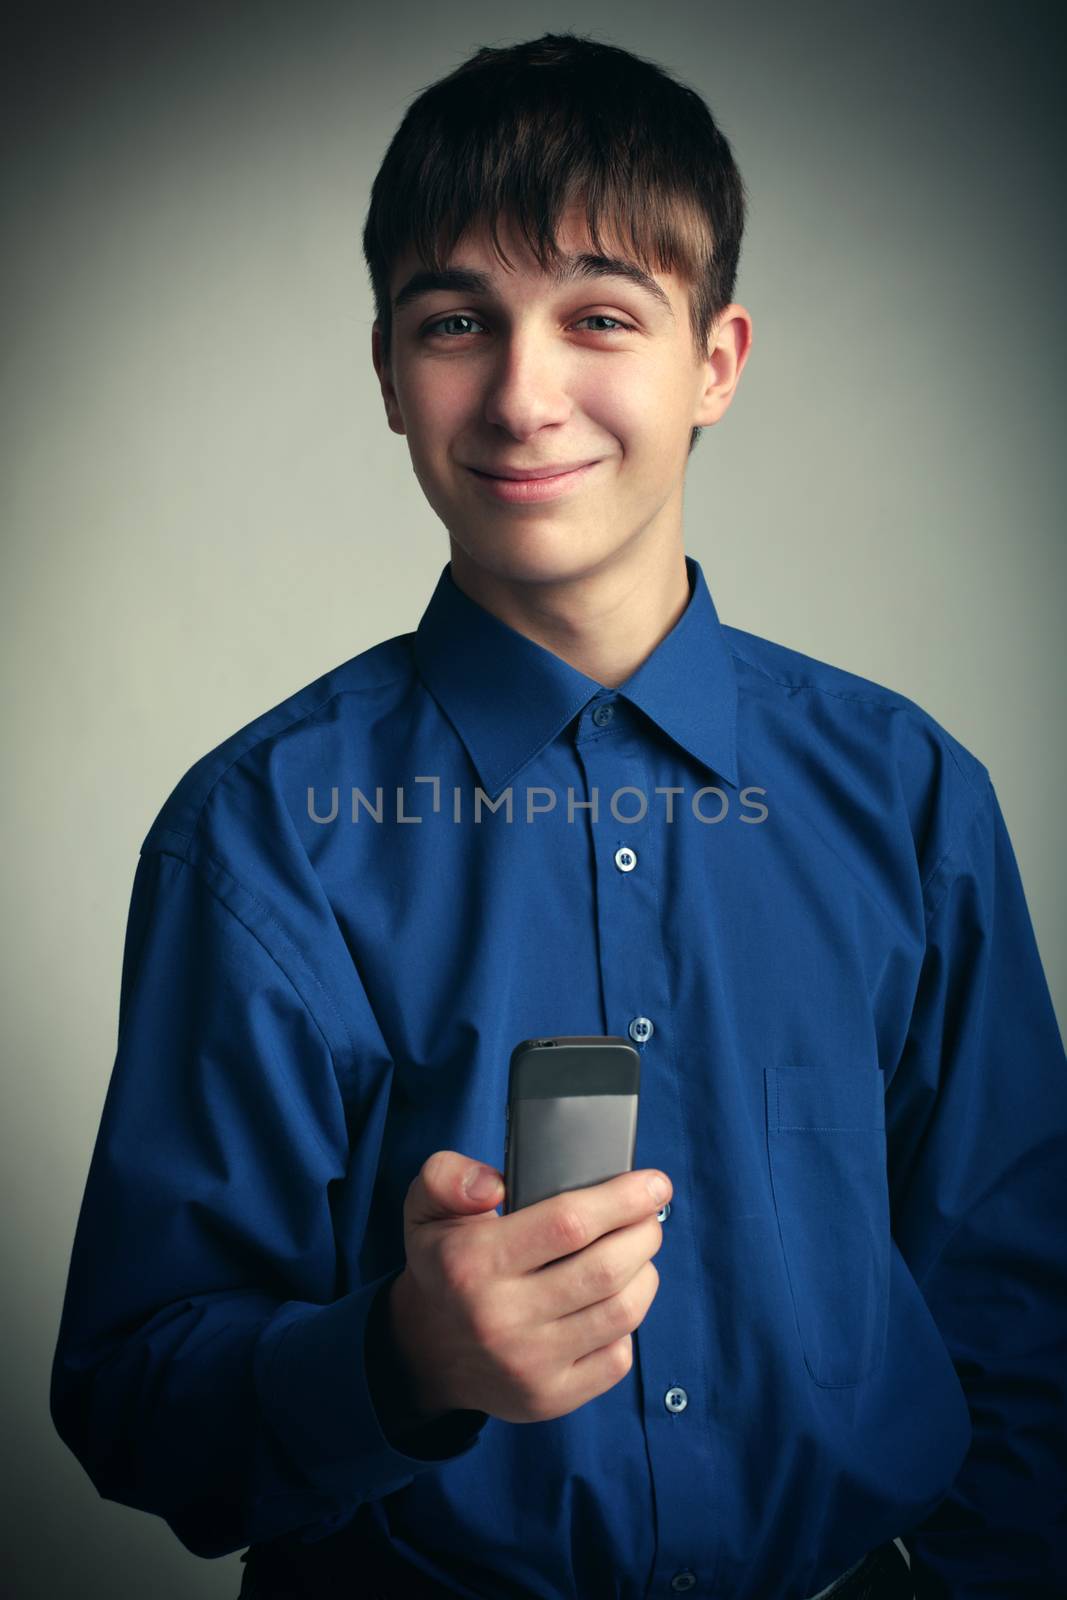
[
  {"xmin": 591, "ymin": 703, "xmax": 615, "ymax": 727},
  {"xmin": 629, "ymin": 1016, "xmax": 654, "ymax": 1043},
  {"xmin": 671, "ymin": 1573, "xmax": 697, "ymax": 1593},
  {"xmin": 665, "ymin": 1386, "xmax": 688, "ymax": 1413},
  {"xmin": 657, "ymin": 1200, "xmax": 671, "ymax": 1222},
  {"xmin": 614, "ymin": 846, "xmax": 637, "ymax": 872}
]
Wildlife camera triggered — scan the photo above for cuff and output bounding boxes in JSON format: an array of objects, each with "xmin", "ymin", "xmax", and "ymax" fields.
[{"xmin": 255, "ymin": 1268, "xmax": 489, "ymax": 1504}]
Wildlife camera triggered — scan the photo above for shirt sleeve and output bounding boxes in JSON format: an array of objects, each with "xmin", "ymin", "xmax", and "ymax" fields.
[
  {"xmin": 49, "ymin": 847, "xmax": 488, "ymax": 1560},
  {"xmin": 362, "ymin": 1268, "xmax": 489, "ymax": 1453},
  {"xmin": 885, "ymin": 776, "xmax": 1067, "ymax": 1596}
]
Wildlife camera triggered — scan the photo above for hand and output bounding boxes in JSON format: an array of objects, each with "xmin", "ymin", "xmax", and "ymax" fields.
[{"xmin": 392, "ymin": 1151, "xmax": 671, "ymax": 1425}]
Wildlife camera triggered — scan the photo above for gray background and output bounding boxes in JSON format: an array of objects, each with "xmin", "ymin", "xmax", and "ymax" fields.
[{"xmin": 4, "ymin": 1, "xmax": 1064, "ymax": 1594}]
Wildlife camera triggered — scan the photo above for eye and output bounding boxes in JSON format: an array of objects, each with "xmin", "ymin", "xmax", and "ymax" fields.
[
  {"xmin": 421, "ymin": 314, "xmax": 487, "ymax": 338},
  {"xmin": 420, "ymin": 313, "xmax": 636, "ymax": 339},
  {"xmin": 577, "ymin": 315, "xmax": 635, "ymax": 334}
]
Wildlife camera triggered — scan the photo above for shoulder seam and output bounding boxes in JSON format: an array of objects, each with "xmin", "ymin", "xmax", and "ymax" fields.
[
  {"xmin": 728, "ymin": 643, "xmax": 912, "ymax": 705},
  {"xmin": 159, "ymin": 669, "xmax": 413, "ymax": 848},
  {"xmin": 921, "ymin": 772, "xmax": 994, "ymax": 926},
  {"xmin": 727, "ymin": 645, "xmax": 988, "ymax": 803}
]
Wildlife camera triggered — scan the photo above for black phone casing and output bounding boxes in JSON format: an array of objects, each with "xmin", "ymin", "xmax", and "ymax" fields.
[{"xmin": 503, "ymin": 1036, "xmax": 641, "ymax": 1213}]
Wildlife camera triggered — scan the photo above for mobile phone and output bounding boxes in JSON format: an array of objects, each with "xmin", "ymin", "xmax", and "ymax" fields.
[{"xmin": 502, "ymin": 1036, "xmax": 642, "ymax": 1214}]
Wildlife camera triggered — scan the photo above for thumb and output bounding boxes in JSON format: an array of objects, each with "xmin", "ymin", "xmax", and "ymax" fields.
[{"xmin": 406, "ymin": 1150, "xmax": 505, "ymax": 1224}]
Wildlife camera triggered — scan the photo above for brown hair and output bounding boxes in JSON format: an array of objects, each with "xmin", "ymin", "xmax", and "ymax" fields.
[{"xmin": 361, "ymin": 31, "xmax": 749, "ymax": 455}]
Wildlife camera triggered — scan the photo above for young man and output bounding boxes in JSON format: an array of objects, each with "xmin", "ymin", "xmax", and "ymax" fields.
[{"xmin": 51, "ymin": 32, "xmax": 1065, "ymax": 1600}]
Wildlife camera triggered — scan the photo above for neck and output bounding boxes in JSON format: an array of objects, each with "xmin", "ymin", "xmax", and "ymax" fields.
[{"xmin": 447, "ymin": 534, "xmax": 692, "ymax": 689}]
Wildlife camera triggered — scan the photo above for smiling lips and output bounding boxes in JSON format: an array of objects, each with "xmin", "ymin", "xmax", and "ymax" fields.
[
  {"xmin": 469, "ymin": 461, "xmax": 599, "ymax": 480},
  {"xmin": 466, "ymin": 460, "xmax": 602, "ymax": 502}
]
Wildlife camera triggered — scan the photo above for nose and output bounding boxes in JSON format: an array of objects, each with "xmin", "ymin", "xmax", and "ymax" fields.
[{"xmin": 478, "ymin": 333, "xmax": 574, "ymax": 439}]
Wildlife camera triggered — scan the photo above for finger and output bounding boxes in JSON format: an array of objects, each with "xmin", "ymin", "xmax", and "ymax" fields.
[{"xmin": 498, "ymin": 1168, "xmax": 670, "ymax": 1278}]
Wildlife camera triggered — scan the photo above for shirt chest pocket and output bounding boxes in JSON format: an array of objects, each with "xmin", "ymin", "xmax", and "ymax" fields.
[{"xmin": 764, "ymin": 1064, "xmax": 890, "ymax": 1388}]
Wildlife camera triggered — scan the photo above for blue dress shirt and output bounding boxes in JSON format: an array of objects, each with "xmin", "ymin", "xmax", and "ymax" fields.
[{"xmin": 51, "ymin": 555, "xmax": 1067, "ymax": 1598}]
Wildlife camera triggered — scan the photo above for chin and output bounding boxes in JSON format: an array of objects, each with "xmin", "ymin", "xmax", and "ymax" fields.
[{"xmin": 452, "ymin": 530, "xmax": 614, "ymax": 586}]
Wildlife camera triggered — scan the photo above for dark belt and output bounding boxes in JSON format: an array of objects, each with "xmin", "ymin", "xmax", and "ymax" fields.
[{"xmin": 237, "ymin": 1534, "xmax": 913, "ymax": 1599}]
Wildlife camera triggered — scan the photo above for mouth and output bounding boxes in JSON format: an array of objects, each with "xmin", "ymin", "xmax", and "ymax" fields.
[
  {"xmin": 470, "ymin": 460, "xmax": 599, "ymax": 481},
  {"xmin": 466, "ymin": 460, "xmax": 602, "ymax": 503}
]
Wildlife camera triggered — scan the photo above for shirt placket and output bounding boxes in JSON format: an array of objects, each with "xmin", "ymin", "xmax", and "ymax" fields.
[{"xmin": 574, "ymin": 690, "xmax": 724, "ymax": 1599}]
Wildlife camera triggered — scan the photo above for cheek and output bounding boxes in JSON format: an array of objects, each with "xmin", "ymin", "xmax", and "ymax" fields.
[
  {"xmin": 572, "ymin": 367, "xmax": 631, "ymax": 421},
  {"xmin": 573, "ymin": 367, "xmax": 676, "ymax": 441},
  {"xmin": 403, "ymin": 376, "xmax": 458, "ymax": 430},
  {"xmin": 392, "ymin": 361, "xmax": 465, "ymax": 427}
]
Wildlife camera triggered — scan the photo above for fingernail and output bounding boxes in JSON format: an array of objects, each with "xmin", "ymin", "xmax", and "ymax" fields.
[
  {"xmin": 647, "ymin": 1174, "xmax": 669, "ymax": 1203},
  {"xmin": 466, "ymin": 1167, "xmax": 503, "ymax": 1201}
]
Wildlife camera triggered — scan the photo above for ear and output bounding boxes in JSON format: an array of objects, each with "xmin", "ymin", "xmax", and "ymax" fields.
[
  {"xmin": 371, "ymin": 321, "xmax": 406, "ymax": 437},
  {"xmin": 693, "ymin": 304, "xmax": 754, "ymax": 428}
]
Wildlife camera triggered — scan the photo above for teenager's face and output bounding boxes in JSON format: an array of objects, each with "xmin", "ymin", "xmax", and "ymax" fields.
[{"xmin": 372, "ymin": 208, "xmax": 749, "ymax": 589}]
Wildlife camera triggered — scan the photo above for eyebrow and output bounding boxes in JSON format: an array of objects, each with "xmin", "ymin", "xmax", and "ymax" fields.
[{"xmin": 392, "ymin": 252, "xmax": 675, "ymax": 319}]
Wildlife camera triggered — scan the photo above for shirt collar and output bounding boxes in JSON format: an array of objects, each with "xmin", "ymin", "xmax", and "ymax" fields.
[{"xmin": 413, "ymin": 554, "xmax": 739, "ymax": 802}]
